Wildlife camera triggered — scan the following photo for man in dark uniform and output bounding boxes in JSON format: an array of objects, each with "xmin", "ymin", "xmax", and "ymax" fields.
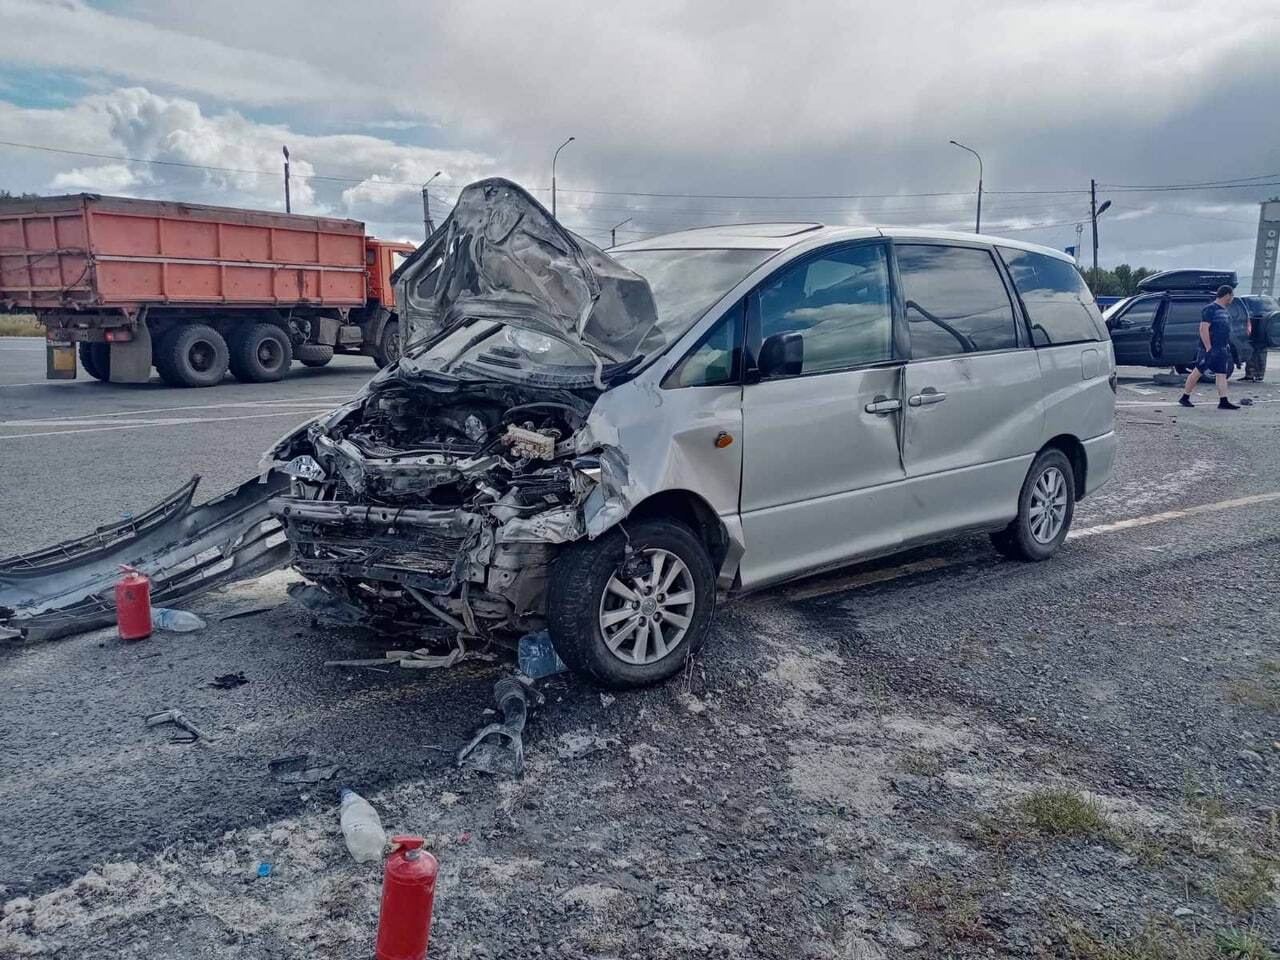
[{"xmin": 1179, "ymin": 284, "xmax": 1241, "ymax": 410}]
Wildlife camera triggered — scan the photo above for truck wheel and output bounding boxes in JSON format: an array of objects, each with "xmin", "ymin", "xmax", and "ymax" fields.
[
  {"xmin": 228, "ymin": 323, "xmax": 293, "ymax": 383},
  {"xmin": 373, "ymin": 319, "xmax": 400, "ymax": 368},
  {"xmin": 155, "ymin": 324, "xmax": 229, "ymax": 388},
  {"xmin": 78, "ymin": 342, "xmax": 110, "ymax": 382},
  {"xmin": 990, "ymin": 448, "xmax": 1076, "ymax": 562},
  {"xmin": 298, "ymin": 345, "xmax": 334, "ymax": 368},
  {"xmin": 547, "ymin": 519, "xmax": 716, "ymax": 689}
]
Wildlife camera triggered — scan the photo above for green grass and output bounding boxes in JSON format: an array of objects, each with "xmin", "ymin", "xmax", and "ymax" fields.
[
  {"xmin": 1214, "ymin": 928, "xmax": 1276, "ymax": 960},
  {"xmin": 1063, "ymin": 919, "xmax": 1276, "ymax": 960},
  {"xmin": 1212, "ymin": 856, "xmax": 1275, "ymax": 916},
  {"xmin": 1019, "ymin": 788, "xmax": 1114, "ymax": 838},
  {"xmin": 1226, "ymin": 660, "xmax": 1280, "ymax": 714},
  {"xmin": 0, "ymin": 314, "xmax": 42, "ymax": 337}
]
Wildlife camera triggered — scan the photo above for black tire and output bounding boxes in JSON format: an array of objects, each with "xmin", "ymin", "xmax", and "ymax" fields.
[
  {"xmin": 989, "ymin": 448, "xmax": 1076, "ymax": 562},
  {"xmin": 373, "ymin": 318, "xmax": 400, "ymax": 368},
  {"xmin": 299, "ymin": 346, "xmax": 334, "ymax": 368},
  {"xmin": 1174, "ymin": 364, "xmax": 1192, "ymax": 375},
  {"xmin": 228, "ymin": 323, "xmax": 293, "ymax": 383},
  {"xmin": 547, "ymin": 519, "xmax": 716, "ymax": 689},
  {"xmin": 154, "ymin": 324, "xmax": 229, "ymax": 388},
  {"xmin": 78, "ymin": 342, "xmax": 110, "ymax": 382}
]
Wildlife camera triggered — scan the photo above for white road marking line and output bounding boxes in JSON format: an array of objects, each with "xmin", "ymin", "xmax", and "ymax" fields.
[
  {"xmin": 1067, "ymin": 491, "xmax": 1280, "ymax": 538},
  {"xmin": 0, "ymin": 393, "xmax": 353, "ymax": 424},
  {"xmin": 0, "ymin": 408, "xmax": 336, "ymax": 441},
  {"xmin": 1116, "ymin": 398, "xmax": 1280, "ymax": 407},
  {"xmin": 0, "ymin": 381, "xmax": 67, "ymax": 389},
  {"xmin": 787, "ymin": 491, "xmax": 1280, "ymax": 600}
]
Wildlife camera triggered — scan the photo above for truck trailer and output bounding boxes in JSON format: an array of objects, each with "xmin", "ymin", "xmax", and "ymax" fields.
[{"xmin": 0, "ymin": 193, "xmax": 416, "ymax": 386}]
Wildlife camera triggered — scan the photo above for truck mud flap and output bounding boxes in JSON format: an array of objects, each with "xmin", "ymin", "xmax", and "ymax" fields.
[{"xmin": 0, "ymin": 473, "xmax": 290, "ymax": 644}]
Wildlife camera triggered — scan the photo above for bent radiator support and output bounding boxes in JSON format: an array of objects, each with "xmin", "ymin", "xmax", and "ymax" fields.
[{"xmin": 0, "ymin": 473, "xmax": 291, "ymax": 644}]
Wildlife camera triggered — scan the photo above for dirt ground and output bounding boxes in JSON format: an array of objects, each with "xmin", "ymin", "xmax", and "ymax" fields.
[{"xmin": 3, "ymin": 375, "xmax": 1279, "ymax": 958}]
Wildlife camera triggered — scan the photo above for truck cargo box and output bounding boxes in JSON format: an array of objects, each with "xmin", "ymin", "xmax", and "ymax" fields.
[{"xmin": 0, "ymin": 194, "xmax": 367, "ymax": 311}]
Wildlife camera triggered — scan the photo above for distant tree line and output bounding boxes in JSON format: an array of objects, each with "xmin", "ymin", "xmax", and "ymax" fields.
[
  {"xmin": 0, "ymin": 189, "xmax": 41, "ymax": 199},
  {"xmin": 1083, "ymin": 264, "xmax": 1158, "ymax": 297}
]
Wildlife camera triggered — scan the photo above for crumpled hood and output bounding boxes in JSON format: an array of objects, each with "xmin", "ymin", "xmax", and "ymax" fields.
[{"xmin": 394, "ymin": 178, "xmax": 659, "ymax": 365}]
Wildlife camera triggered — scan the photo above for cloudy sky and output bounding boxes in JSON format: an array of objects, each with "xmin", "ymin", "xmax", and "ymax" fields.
[{"xmin": 2, "ymin": 0, "xmax": 1278, "ymax": 283}]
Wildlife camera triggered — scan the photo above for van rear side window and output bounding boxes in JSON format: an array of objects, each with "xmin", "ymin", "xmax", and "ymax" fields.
[{"xmin": 998, "ymin": 247, "xmax": 1105, "ymax": 346}]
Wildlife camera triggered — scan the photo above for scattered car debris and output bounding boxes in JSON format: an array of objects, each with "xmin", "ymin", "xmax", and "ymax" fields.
[
  {"xmin": 517, "ymin": 629, "xmax": 567, "ymax": 679},
  {"xmin": 555, "ymin": 730, "xmax": 616, "ymax": 761},
  {"xmin": 324, "ymin": 639, "xmax": 497, "ymax": 671},
  {"xmin": 218, "ymin": 602, "xmax": 282, "ymax": 622},
  {"xmin": 269, "ymin": 753, "xmax": 340, "ymax": 784},
  {"xmin": 151, "ymin": 608, "xmax": 206, "ymax": 632},
  {"xmin": 256, "ymin": 863, "xmax": 272, "ymax": 878},
  {"xmin": 144, "ymin": 708, "xmax": 216, "ymax": 744},
  {"xmin": 208, "ymin": 672, "xmax": 248, "ymax": 690},
  {"xmin": 457, "ymin": 675, "xmax": 544, "ymax": 777},
  {"xmin": 0, "ymin": 473, "xmax": 289, "ymax": 644}
]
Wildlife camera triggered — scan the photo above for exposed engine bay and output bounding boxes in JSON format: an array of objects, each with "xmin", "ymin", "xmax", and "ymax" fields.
[{"xmin": 266, "ymin": 372, "xmax": 617, "ymax": 640}]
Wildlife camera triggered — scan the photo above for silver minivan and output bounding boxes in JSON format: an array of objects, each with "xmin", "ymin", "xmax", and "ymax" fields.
[{"xmin": 266, "ymin": 179, "xmax": 1116, "ymax": 688}]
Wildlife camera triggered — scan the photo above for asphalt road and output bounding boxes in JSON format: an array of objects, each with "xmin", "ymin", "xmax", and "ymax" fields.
[
  {"xmin": 0, "ymin": 337, "xmax": 376, "ymax": 553},
  {"xmin": 2, "ymin": 342, "xmax": 1279, "ymax": 956}
]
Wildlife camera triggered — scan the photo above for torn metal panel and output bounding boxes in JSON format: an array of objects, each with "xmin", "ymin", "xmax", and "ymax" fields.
[
  {"xmin": 395, "ymin": 178, "xmax": 659, "ymax": 367},
  {"xmin": 0, "ymin": 474, "xmax": 290, "ymax": 644}
]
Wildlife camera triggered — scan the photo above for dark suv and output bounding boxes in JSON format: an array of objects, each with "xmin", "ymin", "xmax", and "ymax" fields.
[{"xmin": 1103, "ymin": 269, "xmax": 1253, "ymax": 373}]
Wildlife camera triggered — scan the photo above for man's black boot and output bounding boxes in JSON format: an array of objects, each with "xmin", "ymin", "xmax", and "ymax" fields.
[
  {"xmin": 1179, "ymin": 394, "xmax": 1194, "ymax": 408},
  {"xmin": 1219, "ymin": 398, "xmax": 1240, "ymax": 410}
]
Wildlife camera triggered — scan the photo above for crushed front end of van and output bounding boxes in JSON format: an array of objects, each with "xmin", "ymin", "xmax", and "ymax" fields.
[{"xmin": 262, "ymin": 179, "xmax": 665, "ymax": 651}]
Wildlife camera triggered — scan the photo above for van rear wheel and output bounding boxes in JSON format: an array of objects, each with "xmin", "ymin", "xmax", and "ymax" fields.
[
  {"xmin": 991, "ymin": 448, "xmax": 1076, "ymax": 561},
  {"xmin": 547, "ymin": 519, "xmax": 715, "ymax": 689}
]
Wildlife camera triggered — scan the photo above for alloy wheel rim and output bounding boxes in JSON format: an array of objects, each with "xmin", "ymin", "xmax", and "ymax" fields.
[
  {"xmin": 598, "ymin": 548, "xmax": 695, "ymax": 665},
  {"xmin": 1029, "ymin": 465, "xmax": 1068, "ymax": 544}
]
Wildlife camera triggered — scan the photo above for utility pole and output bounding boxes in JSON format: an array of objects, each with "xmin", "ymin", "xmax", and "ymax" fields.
[
  {"xmin": 551, "ymin": 136, "xmax": 575, "ymax": 220},
  {"xmin": 1089, "ymin": 178, "xmax": 1112, "ymax": 286},
  {"xmin": 282, "ymin": 145, "xmax": 291, "ymax": 214},
  {"xmin": 610, "ymin": 217, "xmax": 632, "ymax": 247},
  {"xmin": 1090, "ymin": 178, "xmax": 1097, "ymax": 278},
  {"xmin": 421, "ymin": 170, "xmax": 442, "ymax": 239},
  {"xmin": 949, "ymin": 140, "xmax": 983, "ymax": 233}
]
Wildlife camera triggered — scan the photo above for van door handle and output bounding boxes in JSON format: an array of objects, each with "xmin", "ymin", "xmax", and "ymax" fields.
[
  {"xmin": 907, "ymin": 388, "xmax": 947, "ymax": 407},
  {"xmin": 864, "ymin": 395, "xmax": 902, "ymax": 414}
]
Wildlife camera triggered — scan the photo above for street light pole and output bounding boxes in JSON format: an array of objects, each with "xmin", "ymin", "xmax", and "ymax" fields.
[
  {"xmin": 551, "ymin": 136, "xmax": 575, "ymax": 220},
  {"xmin": 610, "ymin": 217, "xmax": 632, "ymax": 248},
  {"xmin": 282, "ymin": 145, "xmax": 291, "ymax": 214},
  {"xmin": 1090, "ymin": 178, "xmax": 1112, "ymax": 281},
  {"xmin": 949, "ymin": 140, "xmax": 983, "ymax": 233},
  {"xmin": 422, "ymin": 170, "xmax": 442, "ymax": 240}
]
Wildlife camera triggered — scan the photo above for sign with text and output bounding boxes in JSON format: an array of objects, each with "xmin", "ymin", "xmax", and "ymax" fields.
[{"xmin": 1251, "ymin": 200, "xmax": 1280, "ymax": 296}]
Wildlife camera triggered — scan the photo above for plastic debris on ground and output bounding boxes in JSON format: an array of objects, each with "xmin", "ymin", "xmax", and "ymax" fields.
[
  {"xmin": 517, "ymin": 629, "xmax": 567, "ymax": 679},
  {"xmin": 151, "ymin": 608, "xmax": 206, "ymax": 632},
  {"xmin": 339, "ymin": 788, "xmax": 387, "ymax": 863},
  {"xmin": 256, "ymin": 863, "xmax": 272, "ymax": 878},
  {"xmin": 208, "ymin": 671, "xmax": 248, "ymax": 690}
]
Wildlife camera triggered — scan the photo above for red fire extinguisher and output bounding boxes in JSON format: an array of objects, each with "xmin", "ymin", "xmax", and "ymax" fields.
[
  {"xmin": 376, "ymin": 836, "xmax": 438, "ymax": 960},
  {"xmin": 115, "ymin": 566, "xmax": 152, "ymax": 641}
]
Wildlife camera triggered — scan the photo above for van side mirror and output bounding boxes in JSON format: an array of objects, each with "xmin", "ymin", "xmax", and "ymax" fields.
[{"xmin": 758, "ymin": 331, "xmax": 804, "ymax": 379}]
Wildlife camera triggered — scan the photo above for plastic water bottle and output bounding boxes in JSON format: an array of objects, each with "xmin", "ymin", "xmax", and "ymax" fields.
[
  {"xmin": 339, "ymin": 788, "xmax": 386, "ymax": 863},
  {"xmin": 518, "ymin": 629, "xmax": 567, "ymax": 679},
  {"xmin": 151, "ymin": 607, "xmax": 206, "ymax": 632}
]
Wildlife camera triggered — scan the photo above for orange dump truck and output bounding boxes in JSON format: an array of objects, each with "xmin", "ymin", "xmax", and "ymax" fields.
[{"xmin": 0, "ymin": 194, "xmax": 416, "ymax": 386}]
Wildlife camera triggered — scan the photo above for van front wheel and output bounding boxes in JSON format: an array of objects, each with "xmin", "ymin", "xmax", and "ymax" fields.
[
  {"xmin": 548, "ymin": 519, "xmax": 716, "ymax": 689},
  {"xmin": 991, "ymin": 448, "xmax": 1076, "ymax": 561}
]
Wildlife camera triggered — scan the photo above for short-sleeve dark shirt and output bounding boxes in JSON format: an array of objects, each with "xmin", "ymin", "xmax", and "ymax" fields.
[{"xmin": 1201, "ymin": 303, "xmax": 1231, "ymax": 349}]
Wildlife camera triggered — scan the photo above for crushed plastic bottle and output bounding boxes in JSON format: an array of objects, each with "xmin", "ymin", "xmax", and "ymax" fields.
[
  {"xmin": 151, "ymin": 608, "xmax": 207, "ymax": 632},
  {"xmin": 517, "ymin": 629, "xmax": 567, "ymax": 679},
  {"xmin": 338, "ymin": 788, "xmax": 386, "ymax": 863}
]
